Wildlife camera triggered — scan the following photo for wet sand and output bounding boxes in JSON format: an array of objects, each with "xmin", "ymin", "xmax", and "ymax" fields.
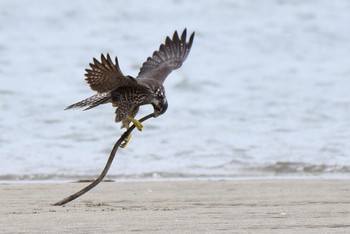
[{"xmin": 1, "ymin": 179, "xmax": 349, "ymax": 233}]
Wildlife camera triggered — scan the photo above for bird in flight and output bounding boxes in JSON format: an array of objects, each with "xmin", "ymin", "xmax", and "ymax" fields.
[{"xmin": 66, "ymin": 29, "xmax": 195, "ymax": 147}]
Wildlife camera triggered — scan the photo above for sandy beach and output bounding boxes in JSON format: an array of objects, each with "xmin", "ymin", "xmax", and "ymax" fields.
[{"xmin": 0, "ymin": 179, "xmax": 349, "ymax": 233}]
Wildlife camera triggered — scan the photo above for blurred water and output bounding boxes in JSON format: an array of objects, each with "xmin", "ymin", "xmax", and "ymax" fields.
[{"xmin": 1, "ymin": 0, "xmax": 350, "ymax": 181}]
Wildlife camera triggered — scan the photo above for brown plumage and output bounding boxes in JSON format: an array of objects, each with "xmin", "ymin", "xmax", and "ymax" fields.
[{"xmin": 66, "ymin": 29, "xmax": 195, "ymax": 130}]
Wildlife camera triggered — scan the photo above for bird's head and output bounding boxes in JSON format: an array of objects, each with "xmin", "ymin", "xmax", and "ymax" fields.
[{"xmin": 152, "ymin": 86, "xmax": 168, "ymax": 117}]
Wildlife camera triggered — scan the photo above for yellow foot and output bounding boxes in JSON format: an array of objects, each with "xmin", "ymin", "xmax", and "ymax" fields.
[
  {"xmin": 121, "ymin": 133, "xmax": 132, "ymax": 148},
  {"xmin": 128, "ymin": 117, "xmax": 143, "ymax": 131}
]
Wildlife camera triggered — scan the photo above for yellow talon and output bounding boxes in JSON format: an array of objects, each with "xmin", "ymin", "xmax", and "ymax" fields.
[
  {"xmin": 121, "ymin": 133, "xmax": 132, "ymax": 148},
  {"xmin": 120, "ymin": 117, "xmax": 142, "ymax": 148},
  {"xmin": 128, "ymin": 117, "xmax": 143, "ymax": 131}
]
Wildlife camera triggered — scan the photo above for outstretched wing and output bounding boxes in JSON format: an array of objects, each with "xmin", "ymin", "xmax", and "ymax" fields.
[
  {"xmin": 136, "ymin": 29, "xmax": 195, "ymax": 84},
  {"xmin": 85, "ymin": 53, "xmax": 138, "ymax": 93}
]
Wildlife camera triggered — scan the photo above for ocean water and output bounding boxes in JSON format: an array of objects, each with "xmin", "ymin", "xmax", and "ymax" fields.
[{"xmin": 1, "ymin": 0, "xmax": 350, "ymax": 181}]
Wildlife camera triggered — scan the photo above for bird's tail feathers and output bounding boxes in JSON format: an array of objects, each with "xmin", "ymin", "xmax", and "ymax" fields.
[{"xmin": 65, "ymin": 92, "xmax": 111, "ymax": 111}]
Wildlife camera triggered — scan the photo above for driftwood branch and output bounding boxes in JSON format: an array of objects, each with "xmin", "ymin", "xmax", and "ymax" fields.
[{"xmin": 52, "ymin": 113, "xmax": 155, "ymax": 206}]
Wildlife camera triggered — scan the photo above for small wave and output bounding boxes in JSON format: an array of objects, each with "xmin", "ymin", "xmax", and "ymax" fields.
[
  {"xmin": 246, "ymin": 162, "xmax": 350, "ymax": 175},
  {"xmin": 0, "ymin": 172, "xmax": 235, "ymax": 182},
  {"xmin": 1, "ymin": 163, "xmax": 350, "ymax": 182}
]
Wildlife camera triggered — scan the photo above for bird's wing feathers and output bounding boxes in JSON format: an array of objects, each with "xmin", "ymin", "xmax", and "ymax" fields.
[
  {"xmin": 85, "ymin": 53, "xmax": 138, "ymax": 93},
  {"xmin": 136, "ymin": 29, "xmax": 195, "ymax": 84}
]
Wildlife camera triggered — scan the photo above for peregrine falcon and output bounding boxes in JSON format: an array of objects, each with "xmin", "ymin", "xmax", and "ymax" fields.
[{"xmin": 66, "ymin": 29, "xmax": 195, "ymax": 147}]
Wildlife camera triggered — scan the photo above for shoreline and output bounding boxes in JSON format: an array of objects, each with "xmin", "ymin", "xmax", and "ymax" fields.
[
  {"xmin": 2, "ymin": 174, "xmax": 350, "ymax": 184},
  {"xmin": 1, "ymin": 179, "xmax": 350, "ymax": 233}
]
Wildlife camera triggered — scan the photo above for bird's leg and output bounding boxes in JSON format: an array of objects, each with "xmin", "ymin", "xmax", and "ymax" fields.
[
  {"xmin": 120, "ymin": 117, "xmax": 143, "ymax": 148},
  {"xmin": 127, "ymin": 117, "xmax": 143, "ymax": 131}
]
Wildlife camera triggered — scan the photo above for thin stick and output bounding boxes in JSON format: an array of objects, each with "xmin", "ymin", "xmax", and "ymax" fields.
[{"xmin": 52, "ymin": 113, "xmax": 155, "ymax": 206}]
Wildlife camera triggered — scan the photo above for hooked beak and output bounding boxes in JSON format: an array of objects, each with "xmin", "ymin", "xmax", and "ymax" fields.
[{"xmin": 153, "ymin": 99, "xmax": 168, "ymax": 117}]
